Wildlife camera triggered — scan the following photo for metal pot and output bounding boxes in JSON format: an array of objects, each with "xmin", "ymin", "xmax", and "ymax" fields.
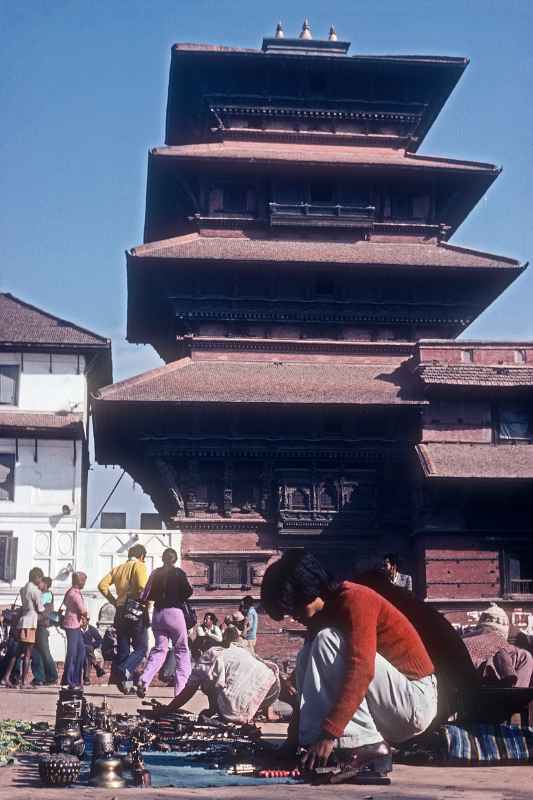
[{"xmin": 90, "ymin": 755, "xmax": 126, "ymax": 789}]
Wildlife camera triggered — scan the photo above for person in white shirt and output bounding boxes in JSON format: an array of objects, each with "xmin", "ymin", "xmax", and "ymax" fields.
[{"xmin": 193, "ymin": 613, "xmax": 223, "ymax": 646}]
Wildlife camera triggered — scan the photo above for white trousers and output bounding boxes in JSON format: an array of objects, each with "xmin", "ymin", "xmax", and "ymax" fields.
[{"xmin": 296, "ymin": 627, "xmax": 438, "ymax": 748}]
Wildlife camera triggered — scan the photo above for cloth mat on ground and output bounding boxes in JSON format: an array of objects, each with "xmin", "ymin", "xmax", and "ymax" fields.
[{"xmin": 443, "ymin": 723, "xmax": 533, "ymax": 763}]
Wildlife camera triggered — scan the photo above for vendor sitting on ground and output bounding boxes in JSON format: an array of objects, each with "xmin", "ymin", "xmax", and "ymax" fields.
[
  {"xmin": 260, "ymin": 551, "xmax": 438, "ymax": 777},
  {"xmin": 156, "ymin": 625, "xmax": 280, "ymax": 723},
  {"xmin": 462, "ymin": 603, "xmax": 533, "ymax": 688}
]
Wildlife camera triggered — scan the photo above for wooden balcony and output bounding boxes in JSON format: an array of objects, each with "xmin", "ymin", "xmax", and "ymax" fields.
[
  {"xmin": 508, "ymin": 578, "xmax": 533, "ymax": 595},
  {"xmin": 269, "ymin": 202, "xmax": 375, "ymax": 230}
]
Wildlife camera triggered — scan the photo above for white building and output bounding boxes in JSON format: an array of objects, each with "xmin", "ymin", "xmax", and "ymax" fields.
[
  {"xmin": 0, "ymin": 294, "xmax": 181, "ymax": 660},
  {"xmin": 0, "ymin": 294, "xmax": 110, "ymax": 648}
]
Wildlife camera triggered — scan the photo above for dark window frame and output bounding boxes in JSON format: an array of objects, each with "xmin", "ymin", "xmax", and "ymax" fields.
[
  {"xmin": 209, "ymin": 558, "xmax": 251, "ymax": 589},
  {"xmin": 100, "ymin": 511, "xmax": 127, "ymax": 529},
  {"xmin": 503, "ymin": 548, "xmax": 533, "ymax": 596},
  {"xmin": 496, "ymin": 402, "xmax": 533, "ymax": 442},
  {"xmin": 0, "ymin": 365, "xmax": 19, "ymax": 406},
  {"xmin": 140, "ymin": 513, "xmax": 162, "ymax": 530},
  {"xmin": 0, "ymin": 454, "xmax": 15, "ymax": 502},
  {"xmin": 0, "ymin": 531, "xmax": 17, "ymax": 582}
]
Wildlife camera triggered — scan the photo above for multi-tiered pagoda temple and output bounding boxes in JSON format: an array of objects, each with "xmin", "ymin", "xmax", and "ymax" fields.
[{"xmin": 93, "ymin": 23, "xmax": 533, "ymax": 656}]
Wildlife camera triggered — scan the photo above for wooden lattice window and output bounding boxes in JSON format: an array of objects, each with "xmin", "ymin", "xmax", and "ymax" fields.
[
  {"xmin": 0, "ymin": 532, "xmax": 17, "ymax": 581},
  {"xmin": 210, "ymin": 559, "xmax": 250, "ymax": 588}
]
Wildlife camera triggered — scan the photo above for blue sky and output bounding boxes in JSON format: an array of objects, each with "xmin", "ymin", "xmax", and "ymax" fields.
[{"xmin": 1, "ymin": 1, "xmax": 532, "ymax": 518}]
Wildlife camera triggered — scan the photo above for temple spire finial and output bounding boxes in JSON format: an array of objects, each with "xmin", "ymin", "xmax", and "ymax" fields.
[
  {"xmin": 275, "ymin": 21, "xmax": 284, "ymax": 39},
  {"xmin": 328, "ymin": 25, "xmax": 337, "ymax": 42},
  {"xmin": 299, "ymin": 18, "xmax": 312, "ymax": 40}
]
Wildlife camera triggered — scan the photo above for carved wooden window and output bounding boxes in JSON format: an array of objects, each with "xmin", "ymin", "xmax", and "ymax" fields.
[
  {"xmin": 0, "ymin": 366, "xmax": 19, "ymax": 405},
  {"xmin": 286, "ymin": 485, "xmax": 311, "ymax": 511},
  {"xmin": 208, "ymin": 184, "xmax": 256, "ymax": 215},
  {"xmin": 0, "ymin": 531, "xmax": 17, "ymax": 581},
  {"xmin": 210, "ymin": 559, "xmax": 250, "ymax": 588},
  {"xmin": 0, "ymin": 454, "xmax": 15, "ymax": 502},
  {"xmin": 317, "ymin": 482, "xmax": 338, "ymax": 511}
]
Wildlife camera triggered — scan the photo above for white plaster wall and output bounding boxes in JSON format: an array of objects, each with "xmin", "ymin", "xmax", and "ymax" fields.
[
  {"xmin": 0, "ymin": 438, "xmax": 82, "ymax": 513},
  {"xmin": 0, "ymin": 353, "xmax": 87, "ymax": 417}
]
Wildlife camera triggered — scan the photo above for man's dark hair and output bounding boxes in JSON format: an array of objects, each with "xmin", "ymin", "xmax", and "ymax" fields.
[
  {"xmin": 204, "ymin": 612, "xmax": 218, "ymax": 625},
  {"xmin": 162, "ymin": 548, "xmax": 178, "ymax": 566},
  {"xmin": 383, "ymin": 553, "xmax": 398, "ymax": 567},
  {"xmin": 43, "ymin": 576, "xmax": 53, "ymax": 589},
  {"xmin": 261, "ymin": 551, "xmax": 333, "ymax": 621},
  {"xmin": 29, "ymin": 566, "xmax": 44, "ymax": 584},
  {"xmin": 128, "ymin": 544, "xmax": 147, "ymax": 560},
  {"xmin": 241, "ymin": 595, "xmax": 254, "ymax": 610}
]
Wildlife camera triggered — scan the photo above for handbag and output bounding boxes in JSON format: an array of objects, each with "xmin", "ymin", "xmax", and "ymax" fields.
[
  {"xmin": 180, "ymin": 601, "xmax": 197, "ymax": 631},
  {"xmin": 3, "ymin": 591, "xmax": 22, "ymax": 627},
  {"xmin": 123, "ymin": 598, "xmax": 146, "ymax": 624}
]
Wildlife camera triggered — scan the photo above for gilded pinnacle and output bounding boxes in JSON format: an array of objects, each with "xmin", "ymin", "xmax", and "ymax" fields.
[
  {"xmin": 275, "ymin": 21, "xmax": 284, "ymax": 39},
  {"xmin": 329, "ymin": 25, "xmax": 338, "ymax": 41},
  {"xmin": 299, "ymin": 18, "xmax": 312, "ymax": 40}
]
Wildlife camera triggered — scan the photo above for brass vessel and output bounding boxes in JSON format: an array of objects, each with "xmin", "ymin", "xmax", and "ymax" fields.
[{"xmin": 90, "ymin": 755, "xmax": 126, "ymax": 789}]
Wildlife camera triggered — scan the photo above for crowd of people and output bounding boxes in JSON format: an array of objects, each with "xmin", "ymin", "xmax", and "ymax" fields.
[
  {"xmin": 3, "ymin": 547, "xmax": 533, "ymax": 778},
  {"xmin": 0, "ymin": 544, "xmax": 261, "ymax": 695}
]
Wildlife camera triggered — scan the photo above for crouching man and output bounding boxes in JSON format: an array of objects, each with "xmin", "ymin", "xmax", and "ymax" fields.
[
  {"xmin": 260, "ymin": 552, "xmax": 438, "ymax": 780},
  {"xmin": 155, "ymin": 626, "xmax": 280, "ymax": 723}
]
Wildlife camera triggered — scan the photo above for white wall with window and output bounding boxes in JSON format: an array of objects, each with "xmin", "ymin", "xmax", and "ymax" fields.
[{"xmin": 0, "ymin": 351, "xmax": 87, "ymax": 610}]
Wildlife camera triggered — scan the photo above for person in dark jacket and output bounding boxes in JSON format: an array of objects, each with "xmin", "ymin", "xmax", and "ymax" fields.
[{"xmin": 137, "ymin": 548, "xmax": 193, "ymax": 698}]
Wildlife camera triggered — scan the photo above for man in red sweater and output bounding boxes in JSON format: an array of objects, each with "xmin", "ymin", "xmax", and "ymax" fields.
[{"xmin": 261, "ymin": 552, "xmax": 438, "ymax": 778}]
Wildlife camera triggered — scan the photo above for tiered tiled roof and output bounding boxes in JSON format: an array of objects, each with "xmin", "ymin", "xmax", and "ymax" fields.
[
  {"xmin": 152, "ymin": 143, "xmax": 498, "ymax": 174},
  {"xmin": 0, "ymin": 412, "xmax": 84, "ymax": 439},
  {"xmin": 416, "ymin": 364, "xmax": 533, "ymax": 387},
  {"xmin": 96, "ymin": 357, "xmax": 423, "ymax": 406},
  {"xmin": 131, "ymin": 235, "xmax": 521, "ymax": 270},
  {"xmin": 416, "ymin": 443, "xmax": 533, "ymax": 479},
  {"xmin": 0, "ymin": 293, "xmax": 110, "ymax": 347}
]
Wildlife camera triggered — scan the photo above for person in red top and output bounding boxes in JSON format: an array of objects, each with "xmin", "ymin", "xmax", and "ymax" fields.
[{"xmin": 261, "ymin": 552, "xmax": 438, "ymax": 779}]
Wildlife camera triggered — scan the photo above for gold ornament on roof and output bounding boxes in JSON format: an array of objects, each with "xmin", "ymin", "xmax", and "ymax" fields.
[
  {"xmin": 275, "ymin": 22, "xmax": 284, "ymax": 39},
  {"xmin": 329, "ymin": 25, "xmax": 338, "ymax": 42},
  {"xmin": 299, "ymin": 18, "xmax": 312, "ymax": 40}
]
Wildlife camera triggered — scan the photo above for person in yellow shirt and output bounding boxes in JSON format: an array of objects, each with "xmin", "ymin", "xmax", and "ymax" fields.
[{"xmin": 98, "ymin": 543, "xmax": 148, "ymax": 694}]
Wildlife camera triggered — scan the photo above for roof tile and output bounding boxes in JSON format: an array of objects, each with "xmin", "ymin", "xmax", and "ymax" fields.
[
  {"xmin": 416, "ymin": 442, "xmax": 533, "ymax": 479},
  {"xmin": 0, "ymin": 293, "xmax": 109, "ymax": 348},
  {"xmin": 417, "ymin": 364, "xmax": 533, "ymax": 387},
  {"xmin": 96, "ymin": 357, "xmax": 422, "ymax": 406},
  {"xmin": 153, "ymin": 142, "xmax": 497, "ymax": 173},
  {"xmin": 0, "ymin": 412, "xmax": 84, "ymax": 437},
  {"xmin": 132, "ymin": 235, "xmax": 520, "ymax": 270}
]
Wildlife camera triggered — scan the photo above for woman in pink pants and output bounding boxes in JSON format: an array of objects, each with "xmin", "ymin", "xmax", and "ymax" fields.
[{"xmin": 137, "ymin": 548, "xmax": 193, "ymax": 698}]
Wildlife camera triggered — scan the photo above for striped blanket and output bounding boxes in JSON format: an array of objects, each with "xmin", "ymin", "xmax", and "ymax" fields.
[{"xmin": 444, "ymin": 724, "xmax": 533, "ymax": 763}]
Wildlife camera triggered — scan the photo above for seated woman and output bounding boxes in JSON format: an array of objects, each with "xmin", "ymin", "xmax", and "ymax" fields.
[
  {"xmin": 156, "ymin": 626, "xmax": 280, "ymax": 723},
  {"xmin": 260, "ymin": 551, "xmax": 438, "ymax": 780}
]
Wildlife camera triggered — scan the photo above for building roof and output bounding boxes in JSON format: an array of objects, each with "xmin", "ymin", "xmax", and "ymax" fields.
[
  {"xmin": 151, "ymin": 142, "xmax": 497, "ymax": 174},
  {"xmin": 416, "ymin": 364, "xmax": 533, "ymax": 388},
  {"xmin": 0, "ymin": 412, "xmax": 84, "ymax": 439},
  {"xmin": 0, "ymin": 293, "xmax": 110, "ymax": 349},
  {"xmin": 172, "ymin": 43, "xmax": 467, "ymax": 64},
  {"xmin": 131, "ymin": 235, "xmax": 522, "ymax": 271},
  {"xmin": 95, "ymin": 357, "xmax": 423, "ymax": 406},
  {"xmin": 416, "ymin": 443, "xmax": 533, "ymax": 479}
]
